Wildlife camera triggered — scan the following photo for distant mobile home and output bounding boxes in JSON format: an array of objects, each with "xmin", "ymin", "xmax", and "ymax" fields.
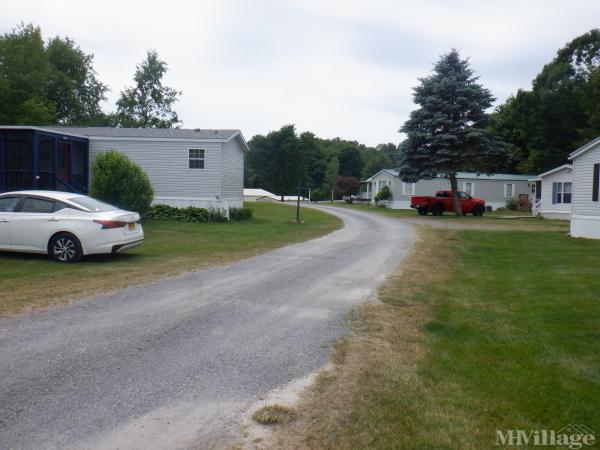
[
  {"xmin": 529, "ymin": 164, "xmax": 573, "ymax": 220},
  {"xmin": 362, "ymin": 170, "xmax": 531, "ymax": 210},
  {"xmin": 0, "ymin": 126, "xmax": 248, "ymax": 210},
  {"xmin": 569, "ymin": 136, "xmax": 600, "ymax": 239}
]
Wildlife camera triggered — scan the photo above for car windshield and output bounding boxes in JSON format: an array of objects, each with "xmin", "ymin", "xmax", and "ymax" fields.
[{"xmin": 68, "ymin": 197, "xmax": 119, "ymax": 212}]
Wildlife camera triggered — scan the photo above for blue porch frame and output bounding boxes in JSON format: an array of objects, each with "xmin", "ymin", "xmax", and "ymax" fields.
[{"xmin": 0, "ymin": 128, "xmax": 89, "ymax": 194}]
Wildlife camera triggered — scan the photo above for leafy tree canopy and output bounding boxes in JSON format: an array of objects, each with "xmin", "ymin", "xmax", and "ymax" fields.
[
  {"xmin": 491, "ymin": 29, "xmax": 600, "ymax": 174},
  {"xmin": 116, "ymin": 50, "xmax": 182, "ymax": 128},
  {"xmin": 0, "ymin": 23, "xmax": 108, "ymax": 125}
]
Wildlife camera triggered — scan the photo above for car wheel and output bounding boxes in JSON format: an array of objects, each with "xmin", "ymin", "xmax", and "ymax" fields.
[
  {"xmin": 432, "ymin": 204, "xmax": 444, "ymax": 216},
  {"xmin": 418, "ymin": 208, "xmax": 428, "ymax": 216},
  {"xmin": 473, "ymin": 206, "xmax": 484, "ymax": 217},
  {"xmin": 49, "ymin": 233, "xmax": 83, "ymax": 263}
]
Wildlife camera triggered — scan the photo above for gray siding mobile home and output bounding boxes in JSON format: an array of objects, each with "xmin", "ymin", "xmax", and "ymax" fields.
[
  {"xmin": 569, "ymin": 136, "xmax": 600, "ymax": 239},
  {"xmin": 367, "ymin": 170, "xmax": 531, "ymax": 210},
  {"xmin": 0, "ymin": 126, "xmax": 248, "ymax": 210}
]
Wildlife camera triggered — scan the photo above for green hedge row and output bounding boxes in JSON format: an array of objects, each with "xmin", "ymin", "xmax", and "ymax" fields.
[{"xmin": 147, "ymin": 204, "xmax": 253, "ymax": 222}]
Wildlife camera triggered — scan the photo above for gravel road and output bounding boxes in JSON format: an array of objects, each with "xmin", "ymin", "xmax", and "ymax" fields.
[{"xmin": 0, "ymin": 205, "xmax": 414, "ymax": 449}]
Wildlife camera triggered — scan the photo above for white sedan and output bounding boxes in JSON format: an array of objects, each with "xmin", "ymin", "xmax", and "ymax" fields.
[{"xmin": 0, "ymin": 191, "xmax": 144, "ymax": 263}]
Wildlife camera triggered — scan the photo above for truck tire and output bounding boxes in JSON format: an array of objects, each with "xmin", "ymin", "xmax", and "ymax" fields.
[
  {"xmin": 432, "ymin": 204, "xmax": 444, "ymax": 216},
  {"xmin": 472, "ymin": 205, "xmax": 484, "ymax": 217},
  {"xmin": 418, "ymin": 208, "xmax": 428, "ymax": 216}
]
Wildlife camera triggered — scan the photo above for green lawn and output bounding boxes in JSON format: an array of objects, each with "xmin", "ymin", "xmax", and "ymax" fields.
[
  {"xmin": 0, "ymin": 202, "xmax": 341, "ymax": 315},
  {"xmin": 331, "ymin": 202, "xmax": 569, "ymax": 230},
  {"xmin": 407, "ymin": 230, "xmax": 600, "ymax": 447},
  {"xmin": 278, "ymin": 227, "xmax": 600, "ymax": 449}
]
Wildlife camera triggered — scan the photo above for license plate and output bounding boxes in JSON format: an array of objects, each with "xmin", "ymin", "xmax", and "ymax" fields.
[{"xmin": 128, "ymin": 222, "xmax": 136, "ymax": 231}]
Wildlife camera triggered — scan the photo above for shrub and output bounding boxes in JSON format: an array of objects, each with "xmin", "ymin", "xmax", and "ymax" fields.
[
  {"xmin": 147, "ymin": 204, "xmax": 228, "ymax": 222},
  {"xmin": 310, "ymin": 188, "xmax": 323, "ymax": 202},
  {"xmin": 90, "ymin": 150, "xmax": 154, "ymax": 215},
  {"xmin": 505, "ymin": 197, "xmax": 518, "ymax": 211},
  {"xmin": 229, "ymin": 207, "xmax": 253, "ymax": 221},
  {"xmin": 374, "ymin": 185, "xmax": 392, "ymax": 204}
]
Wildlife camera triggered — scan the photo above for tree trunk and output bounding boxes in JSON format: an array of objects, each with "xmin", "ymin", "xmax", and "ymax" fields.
[
  {"xmin": 449, "ymin": 174, "xmax": 463, "ymax": 216},
  {"xmin": 280, "ymin": 194, "xmax": 284, "ymax": 202}
]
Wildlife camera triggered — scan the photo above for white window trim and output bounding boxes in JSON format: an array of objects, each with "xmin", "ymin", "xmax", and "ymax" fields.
[
  {"xmin": 462, "ymin": 181, "xmax": 474, "ymax": 196},
  {"xmin": 504, "ymin": 183, "xmax": 514, "ymax": 198},
  {"xmin": 402, "ymin": 182, "xmax": 415, "ymax": 196},
  {"xmin": 552, "ymin": 181, "xmax": 572, "ymax": 204},
  {"xmin": 188, "ymin": 148, "xmax": 206, "ymax": 170}
]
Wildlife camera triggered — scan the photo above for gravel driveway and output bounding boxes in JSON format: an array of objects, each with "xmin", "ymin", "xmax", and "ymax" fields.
[{"xmin": 0, "ymin": 205, "xmax": 414, "ymax": 449}]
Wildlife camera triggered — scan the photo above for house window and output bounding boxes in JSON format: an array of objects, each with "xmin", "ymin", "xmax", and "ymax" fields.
[
  {"xmin": 504, "ymin": 183, "xmax": 514, "ymax": 197},
  {"xmin": 593, "ymin": 163, "xmax": 599, "ymax": 202},
  {"xmin": 188, "ymin": 148, "xmax": 205, "ymax": 169},
  {"xmin": 402, "ymin": 182, "xmax": 414, "ymax": 196},
  {"xmin": 552, "ymin": 182, "xmax": 572, "ymax": 204},
  {"xmin": 463, "ymin": 182, "xmax": 474, "ymax": 196}
]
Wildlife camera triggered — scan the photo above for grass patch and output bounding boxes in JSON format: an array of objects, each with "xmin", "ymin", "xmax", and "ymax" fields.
[
  {"xmin": 253, "ymin": 405, "xmax": 296, "ymax": 425},
  {"xmin": 332, "ymin": 202, "xmax": 569, "ymax": 231},
  {"xmin": 275, "ymin": 227, "xmax": 600, "ymax": 448},
  {"xmin": 0, "ymin": 202, "xmax": 341, "ymax": 316}
]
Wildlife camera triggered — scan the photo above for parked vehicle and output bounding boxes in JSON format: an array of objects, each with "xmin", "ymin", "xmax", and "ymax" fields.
[
  {"xmin": 0, "ymin": 191, "xmax": 144, "ymax": 262},
  {"xmin": 410, "ymin": 190, "xmax": 486, "ymax": 216}
]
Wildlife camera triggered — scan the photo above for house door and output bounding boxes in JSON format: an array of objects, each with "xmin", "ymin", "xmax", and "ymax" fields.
[
  {"xmin": 535, "ymin": 180, "xmax": 542, "ymax": 201},
  {"xmin": 36, "ymin": 135, "xmax": 56, "ymax": 190}
]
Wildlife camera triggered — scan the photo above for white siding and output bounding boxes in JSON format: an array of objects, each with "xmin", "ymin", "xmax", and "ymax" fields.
[
  {"xmin": 539, "ymin": 168, "xmax": 572, "ymax": 217},
  {"xmin": 220, "ymin": 136, "xmax": 245, "ymax": 202},
  {"xmin": 88, "ymin": 138, "xmax": 223, "ymax": 200},
  {"xmin": 572, "ymin": 144, "xmax": 600, "ymax": 217}
]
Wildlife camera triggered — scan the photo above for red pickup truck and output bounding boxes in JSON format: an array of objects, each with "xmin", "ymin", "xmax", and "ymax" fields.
[{"xmin": 410, "ymin": 190, "xmax": 486, "ymax": 216}]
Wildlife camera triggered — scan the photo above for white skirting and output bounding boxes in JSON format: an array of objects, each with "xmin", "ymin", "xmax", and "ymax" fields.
[
  {"xmin": 540, "ymin": 210, "xmax": 571, "ymax": 220},
  {"xmin": 570, "ymin": 215, "xmax": 600, "ymax": 239},
  {"xmin": 153, "ymin": 197, "xmax": 243, "ymax": 210}
]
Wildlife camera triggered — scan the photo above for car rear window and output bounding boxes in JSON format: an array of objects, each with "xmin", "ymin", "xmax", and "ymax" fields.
[
  {"xmin": 0, "ymin": 196, "xmax": 20, "ymax": 212},
  {"xmin": 68, "ymin": 197, "xmax": 118, "ymax": 212},
  {"xmin": 21, "ymin": 197, "xmax": 55, "ymax": 213}
]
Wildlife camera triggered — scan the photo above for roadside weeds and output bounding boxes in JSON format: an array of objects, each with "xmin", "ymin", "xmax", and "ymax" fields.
[{"xmin": 260, "ymin": 227, "xmax": 455, "ymax": 449}]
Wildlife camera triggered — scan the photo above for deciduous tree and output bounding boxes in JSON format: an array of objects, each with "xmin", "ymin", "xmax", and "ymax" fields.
[{"xmin": 116, "ymin": 50, "xmax": 181, "ymax": 128}]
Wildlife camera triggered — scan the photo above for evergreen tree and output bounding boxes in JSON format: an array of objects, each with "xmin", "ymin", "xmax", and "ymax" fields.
[
  {"xmin": 399, "ymin": 49, "xmax": 508, "ymax": 215},
  {"xmin": 116, "ymin": 50, "xmax": 181, "ymax": 128}
]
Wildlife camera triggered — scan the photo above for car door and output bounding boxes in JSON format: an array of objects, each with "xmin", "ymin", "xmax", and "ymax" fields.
[
  {"xmin": 9, "ymin": 196, "xmax": 63, "ymax": 251},
  {"xmin": 459, "ymin": 192, "xmax": 473, "ymax": 212},
  {"xmin": 0, "ymin": 196, "xmax": 22, "ymax": 248}
]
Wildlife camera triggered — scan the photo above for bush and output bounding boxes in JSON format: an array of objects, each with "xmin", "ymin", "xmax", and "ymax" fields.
[
  {"xmin": 310, "ymin": 188, "xmax": 323, "ymax": 202},
  {"xmin": 90, "ymin": 150, "xmax": 154, "ymax": 216},
  {"xmin": 374, "ymin": 185, "xmax": 392, "ymax": 204},
  {"xmin": 505, "ymin": 197, "xmax": 518, "ymax": 211},
  {"xmin": 147, "ymin": 204, "xmax": 228, "ymax": 222},
  {"xmin": 229, "ymin": 207, "xmax": 253, "ymax": 221}
]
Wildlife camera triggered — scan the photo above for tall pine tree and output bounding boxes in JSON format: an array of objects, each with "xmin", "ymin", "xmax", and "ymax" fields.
[{"xmin": 399, "ymin": 50, "xmax": 508, "ymax": 215}]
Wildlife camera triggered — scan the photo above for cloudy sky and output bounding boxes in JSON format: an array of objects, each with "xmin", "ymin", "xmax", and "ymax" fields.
[{"xmin": 2, "ymin": 0, "xmax": 600, "ymax": 145}]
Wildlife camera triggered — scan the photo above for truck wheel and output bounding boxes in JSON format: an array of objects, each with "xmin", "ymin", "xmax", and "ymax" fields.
[
  {"xmin": 432, "ymin": 204, "xmax": 444, "ymax": 216},
  {"xmin": 472, "ymin": 206, "xmax": 484, "ymax": 217},
  {"xmin": 418, "ymin": 208, "xmax": 428, "ymax": 216}
]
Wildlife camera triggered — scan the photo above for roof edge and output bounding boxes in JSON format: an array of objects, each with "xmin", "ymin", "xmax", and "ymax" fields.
[
  {"xmin": 569, "ymin": 136, "xmax": 600, "ymax": 159},
  {"xmin": 536, "ymin": 164, "xmax": 573, "ymax": 178}
]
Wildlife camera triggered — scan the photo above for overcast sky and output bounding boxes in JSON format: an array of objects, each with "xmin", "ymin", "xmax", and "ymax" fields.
[{"xmin": 2, "ymin": 0, "xmax": 600, "ymax": 145}]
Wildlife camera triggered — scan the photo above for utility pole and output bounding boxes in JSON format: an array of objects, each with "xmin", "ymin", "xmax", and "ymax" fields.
[{"xmin": 296, "ymin": 181, "xmax": 302, "ymax": 224}]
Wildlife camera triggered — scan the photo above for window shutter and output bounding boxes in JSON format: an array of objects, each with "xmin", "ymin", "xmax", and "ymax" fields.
[
  {"xmin": 593, "ymin": 163, "xmax": 600, "ymax": 202},
  {"xmin": 552, "ymin": 182, "xmax": 557, "ymax": 204}
]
